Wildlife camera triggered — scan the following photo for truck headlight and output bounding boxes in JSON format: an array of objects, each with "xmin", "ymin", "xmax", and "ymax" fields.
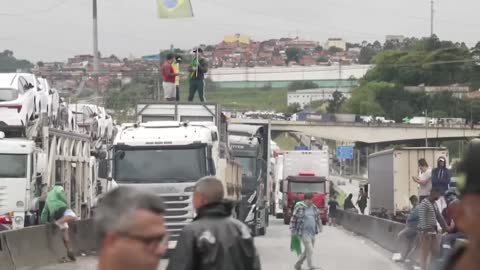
[
  {"xmin": 16, "ymin": 201, "xmax": 24, "ymax": 208},
  {"xmin": 14, "ymin": 216, "xmax": 23, "ymax": 225}
]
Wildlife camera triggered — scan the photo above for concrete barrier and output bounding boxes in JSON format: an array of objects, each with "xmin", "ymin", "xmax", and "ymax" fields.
[
  {"xmin": 336, "ymin": 210, "xmax": 406, "ymax": 253},
  {"xmin": 0, "ymin": 220, "xmax": 97, "ymax": 270},
  {"xmin": 0, "ymin": 233, "xmax": 15, "ymax": 270}
]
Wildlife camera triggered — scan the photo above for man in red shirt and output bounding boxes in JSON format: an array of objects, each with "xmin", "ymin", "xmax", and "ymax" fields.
[{"xmin": 162, "ymin": 54, "xmax": 178, "ymax": 101}]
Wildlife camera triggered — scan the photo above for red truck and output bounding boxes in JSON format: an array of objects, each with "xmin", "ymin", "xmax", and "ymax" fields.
[{"xmin": 280, "ymin": 172, "xmax": 328, "ymax": 225}]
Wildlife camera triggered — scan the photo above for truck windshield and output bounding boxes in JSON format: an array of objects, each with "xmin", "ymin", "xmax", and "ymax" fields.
[
  {"xmin": 290, "ymin": 182, "xmax": 325, "ymax": 193},
  {"xmin": 114, "ymin": 147, "xmax": 207, "ymax": 183},
  {"xmin": 237, "ymin": 157, "xmax": 256, "ymax": 177},
  {"xmin": 0, "ymin": 154, "xmax": 27, "ymax": 178}
]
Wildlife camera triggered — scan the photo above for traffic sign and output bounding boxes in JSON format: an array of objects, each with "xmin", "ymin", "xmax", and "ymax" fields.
[{"xmin": 336, "ymin": 146, "xmax": 353, "ymax": 159}]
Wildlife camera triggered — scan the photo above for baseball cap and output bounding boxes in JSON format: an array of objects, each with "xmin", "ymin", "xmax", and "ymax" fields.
[{"xmin": 458, "ymin": 139, "xmax": 480, "ymax": 195}]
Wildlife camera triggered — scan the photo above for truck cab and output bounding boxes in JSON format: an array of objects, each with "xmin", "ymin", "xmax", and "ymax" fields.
[{"xmin": 280, "ymin": 172, "xmax": 328, "ymax": 225}]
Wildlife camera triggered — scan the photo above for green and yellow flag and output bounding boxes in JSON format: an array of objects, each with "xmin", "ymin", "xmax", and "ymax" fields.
[{"xmin": 157, "ymin": 0, "xmax": 194, "ymax": 19}]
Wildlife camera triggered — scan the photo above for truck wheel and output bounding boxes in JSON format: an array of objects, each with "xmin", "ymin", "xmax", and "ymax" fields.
[
  {"xmin": 275, "ymin": 213, "xmax": 284, "ymax": 219},
  {"xmin": 258, "ymin": 227, "xmax": 266, "ymax": 236},
  {"xmin": 322, "ymin": 220, "xmax": 327, "ymax": 226}
]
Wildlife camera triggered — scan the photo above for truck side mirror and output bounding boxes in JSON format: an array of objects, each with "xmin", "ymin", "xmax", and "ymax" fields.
[
  {"xmin": 208, "ymin": 158, "xmax": 216, "ymax": 175},
  {"xmin": 282, "ymin": 179, "xmax": 288, "ymax": 193},
  {"xmin": 98, "ymin": 160, "xmax": 109, "ymax": 179},
  {"xmin": 279, "ymin": 180, "xmax": 284, "ymax": 193}
]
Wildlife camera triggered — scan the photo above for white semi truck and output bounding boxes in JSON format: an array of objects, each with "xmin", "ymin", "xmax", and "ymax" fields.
[
  {"xmin": 107, "ymin": 102, "xmax": 242, "ymax": 249},
  {"xmin": 0, "ymin": 114, "xmax": 98, "ymax": 230}
]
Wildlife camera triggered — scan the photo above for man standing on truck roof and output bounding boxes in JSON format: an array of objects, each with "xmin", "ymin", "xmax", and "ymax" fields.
[
  {"xmin": 40, "ymin": 185, "xmax": 77, "ymax": 261},
  {"xmin": 441, "ymin": 139, "xmax": 480, "ymax": 270},
  {"xmin": 413, "ymin": 158, "xmax": 432, "ymax": 202},
  {"xmin": 167, "ymin": 176, "xmax": 261, "ymax": 270},
  {"xmin": 173, "ymin": 55, "xmax": 182, "ymax": 101},
  {"xmin": 188, "ymin": 48, "xmax": 208, "ymax": 102},
  {"xmin": 290, "ymin": 193, "xmax": 322, "ymax": 270},
  {"xmin": 162, "ymin": 53, "xmax": 179, "ymax": 101},
  {"xmin": 95, "ymin": 187, "xmax": 167, "ymax": 270}
]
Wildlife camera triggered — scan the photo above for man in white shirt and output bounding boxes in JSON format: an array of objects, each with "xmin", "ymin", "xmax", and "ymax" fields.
[{"xmin": 413, "ymin": 158, "xmax": 432, "ymax": 202}]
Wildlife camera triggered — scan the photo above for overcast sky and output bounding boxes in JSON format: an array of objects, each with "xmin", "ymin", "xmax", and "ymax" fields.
[{"xmin": 0, "ymin": 0, "xmax": 478, "ymax": 62}]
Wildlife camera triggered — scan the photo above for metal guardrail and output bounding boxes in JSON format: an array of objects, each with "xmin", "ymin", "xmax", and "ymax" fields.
[{"xmin": 271, "ymin": 120, "xmax": 480, "ymax": 130}]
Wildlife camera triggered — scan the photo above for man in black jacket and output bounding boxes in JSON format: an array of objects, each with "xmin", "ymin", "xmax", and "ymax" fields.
[{"xmin": 166, "ymin": 176, "xmax": 261, "ymax": 270}]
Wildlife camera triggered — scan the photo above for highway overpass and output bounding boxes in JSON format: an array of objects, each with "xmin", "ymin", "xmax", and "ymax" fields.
[{"xmin": 230, "ymin": 119, "xmax": 480, "ymax": 144}]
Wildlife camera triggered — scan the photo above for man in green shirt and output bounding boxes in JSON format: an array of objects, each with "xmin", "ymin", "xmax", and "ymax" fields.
[
  {"xmin": 188, "ymin": 48, "xmax": 208, "ymax": 102},
  {"xmin": 41, "ymin": 185, "xmax": 77, "ymax": 261}
]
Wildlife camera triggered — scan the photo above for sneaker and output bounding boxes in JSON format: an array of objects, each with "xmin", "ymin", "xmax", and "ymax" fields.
[
  {"xmin": 294, "ymin": 264, "xmax": 302, "ymax": 270},
  {"xmin": 67, "ymin": 251, "xmax": 76, "ymax": 262}
]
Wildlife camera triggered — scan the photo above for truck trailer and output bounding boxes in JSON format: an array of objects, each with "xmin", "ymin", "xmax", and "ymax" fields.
[{"xmin": 368, "ymin": 147, "xmax": 449, "ymax": 219}]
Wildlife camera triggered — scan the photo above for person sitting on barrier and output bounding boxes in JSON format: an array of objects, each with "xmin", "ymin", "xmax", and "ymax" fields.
[
  {"xmin": 95, "ymin": 186, "xmax": 167, "ymax": 270},
  {"xmin": 441, "ymin": 139, "xmax": 480, "ymax": 270},
  {"xmin": 395, "ymin": 195, "xmax": 420, "ymax": 263},
  {"xmin": 40, "ymin": 184, "xmax": 77, "ymax": 261},
  {"xmin": 356, "ymin": 188, "xmax": 368, "ymax": 214},
  {"xmin": 343, "ymin": 193, "xmax": 357, "ymax": 213}
]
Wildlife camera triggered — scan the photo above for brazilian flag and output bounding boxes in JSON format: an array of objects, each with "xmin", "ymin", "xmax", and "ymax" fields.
[{"xmin": 157, "ymin": 0, "xmax": 194, "ymax": 19}]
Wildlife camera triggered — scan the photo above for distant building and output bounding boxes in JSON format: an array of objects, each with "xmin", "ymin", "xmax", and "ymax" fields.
[
  {"xmin": 209, "ymin": 65, "xmax": 371, "ymax": 89},
  {"xmin": 224, "ymin": 34, "xmax": 251, "ymax": 44},
  {"xmin": 325, "ymin": 38, "xmax": 346, "ymax": 51},
  {"xmin": 386, "ymin": 35, "xmax": 405, "ymax": 43},
  {"xmin": 288, "ymin": 88, "xmax": 352, "ymax": 109}
]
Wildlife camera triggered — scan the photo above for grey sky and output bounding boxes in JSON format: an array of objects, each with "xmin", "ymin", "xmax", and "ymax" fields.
[{"xmin": 0, "ymin": 0, "xmax": 478, "ymax": 62}]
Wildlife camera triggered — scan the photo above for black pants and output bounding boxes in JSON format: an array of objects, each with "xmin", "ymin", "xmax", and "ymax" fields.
[
  {"xmin": 176, "ymin": 85, "xmax": 180, "ymax": 101},
  {"xmin": 188, "ymin": 79, "xmax": 205, "ymax": 102}
]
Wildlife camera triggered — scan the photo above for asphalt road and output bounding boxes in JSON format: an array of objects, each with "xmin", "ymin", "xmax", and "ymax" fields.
[{"xmin": 38, "ymin": 219, "xmax": 402, "ymax": 270}]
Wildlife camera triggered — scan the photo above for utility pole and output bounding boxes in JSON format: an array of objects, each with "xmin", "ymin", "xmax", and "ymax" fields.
[
  {"xmin": 92, "ymin": 0, "xmax": 100, "ymax": 104},
  {"xmin": 425, "ymin": 109, "xmax": 429, "ymax": 147},
  {"xmin": 430, "ymin": 0, "xmax": 434, "ymax": 37}
]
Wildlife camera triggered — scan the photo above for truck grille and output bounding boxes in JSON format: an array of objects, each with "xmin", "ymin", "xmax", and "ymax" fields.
[
  {"xmin": 159, "ymin": 194, "xmax": 193, "ymax": 244},
  {"xmin": 0, "ymin": 186, "xmax": 8, "ymax": 209}
]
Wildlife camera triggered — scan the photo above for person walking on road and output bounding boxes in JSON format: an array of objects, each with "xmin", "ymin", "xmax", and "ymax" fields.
[
  {"xmin": 441, "ymin": 139, "xmax": 480, "ymax": 270},
  {"xmin": 413, "ymin": 158, "xmax": 432, "ymax": 202},
  {"xmin": 173, "ymin": 55, "xmax": 182, "ymax": 101},
  {"xmin": 188, "ymin": 48, "xmax": 208, "ymax": 102},
  {"xmin": 418, "ymin": 188, "xmax": 442, "ymax": 270},
  {"xmin": 344, "ymin": 193, "xmax": 357, "ymax": 213},
  {"xmin": 290, "ymin": 192, "xmax": 323, "ymax": 270},
  {"xmin": 162, "ymin": 53, "xmax": 179, "ymax": 101},
  {"xmin": 167, "ymin": 176, "xmax": 261, "ymax": 270},
  {"xmin": 396, "ymin": 195, "xmax": 420, "ymax": 263},
  {"xmin": 95, "ymin": 186, "xmax": 167, "ymax": 270},
  {"xmin": 40, "ymin": 184, "xmax": 77, "ymax": 261},
  {"xmin": 328, "ymin": 196, "xmax": 339, "ymax": 226},
  {"xmin": 356, "ymin": 188, "xmax": 368, "ymax": 214}
]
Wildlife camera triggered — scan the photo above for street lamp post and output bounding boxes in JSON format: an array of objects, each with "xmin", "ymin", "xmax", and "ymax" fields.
[{"xmin": 424, "ymin": 109, "xmax": 428, "ymax": 147}]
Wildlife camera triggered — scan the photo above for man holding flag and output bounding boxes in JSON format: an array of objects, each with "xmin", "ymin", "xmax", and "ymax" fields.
[{"xmin": 188, "ymin": 48, "xmax": 208, "ymax": 102}]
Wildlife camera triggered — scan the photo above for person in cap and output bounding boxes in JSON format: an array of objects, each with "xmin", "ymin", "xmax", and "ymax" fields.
[
  {"xmin": 432, "ymin": 156, "xmax": 452, "ymax": 211},
  {"xmin": 166, "ymin": 176, "xmax": 261, "ymax": 270},
  {"xmin": 173, "ymin": 55, "xmax": 182, "ymax": 101},
  {"xmin": 41, "ymin": 184, "xmax": 78, "ymax": 261},
  {"xmin": 188, "ymin": 48, "xmax": 208, "ymax": 102},
  {"xmin": 441, "ymin": 139, "xmax": 480, "ymax": 270}
]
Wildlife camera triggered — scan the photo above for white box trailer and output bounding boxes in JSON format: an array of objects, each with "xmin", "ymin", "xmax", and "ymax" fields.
[
  {"xmin": 368, "ymin": 147, "xmax": 449, "ymax": 217},
  {"xmin": 283, "ymin": 150, "xmax": 329, "ymax": 179}
]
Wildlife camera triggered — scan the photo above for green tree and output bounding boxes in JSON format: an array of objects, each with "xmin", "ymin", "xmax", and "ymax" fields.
[
  {"xmin": 0, "ymin": 50, "xmax": 33, "ymax": 72},
  {"xmin": 328, "ymin": 46, "xmax": 344, "ymax": 54},
  {"xmin": 285, "ymin": 48, "xmax": 304, "ymax": 63},
  {"xmin": 288, "ymin": 81, "xmax": 318, "ymax": 91},
  {"xmin": 327, "ymin": 90, "xmax": 346, "ymax": 113},
  {"xmin": 358, "ymin": 47, "xmax": 377, "ymax": 64}
]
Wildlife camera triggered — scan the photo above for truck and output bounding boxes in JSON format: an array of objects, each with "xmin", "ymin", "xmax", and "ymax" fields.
[
  {"xmin": 0, "ymin": 114, "xmax": 98, "ymax": 230},
  {"xmin": 273, "ymin": 152, "xmax": 284, "ymax": 218},
  {"xmin": 368, "ymin": 147, "xmax": 449, "ymax": 220},
  {"xmin": 228, "ymin": 121, "xmax": 271, "ymax": 236},
  {"xmin": 280, "ymin": 150, "xmax": 330, "ymax": 225},
  {"xmin": 107, "ymin": 102, "xmax": 242, "ymax": 249}
]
